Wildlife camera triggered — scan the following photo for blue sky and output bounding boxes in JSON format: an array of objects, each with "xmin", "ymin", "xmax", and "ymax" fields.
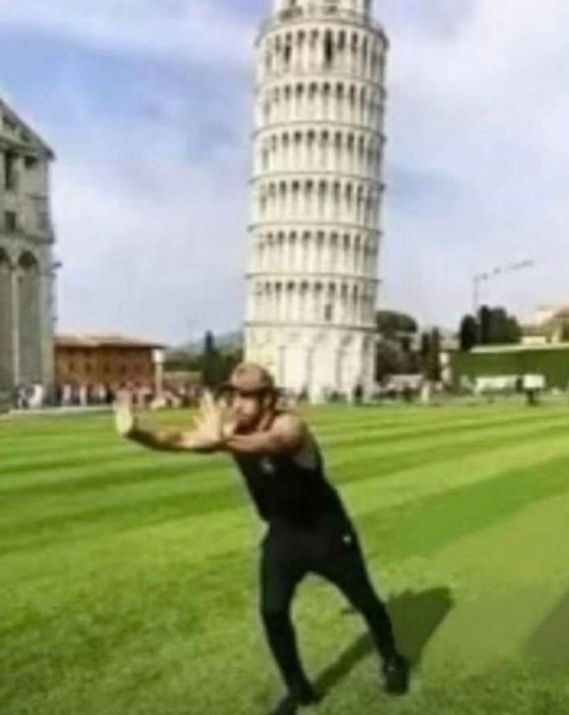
[{"xmin": 0, "ymin": 0, "xmax": 568, "ymax": 343}]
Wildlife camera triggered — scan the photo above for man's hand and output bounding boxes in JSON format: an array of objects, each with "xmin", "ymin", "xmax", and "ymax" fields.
[
  {"xmin": 190, "ymin": 392, "xmax": 232, "ymax": 449},
  {"xmin": 115, "ymin": 392, "xmax": 138, "ymax": 438},
  {"xmin": 216, "ymin": 393, "xmax": 238, "ymax": 440},
  {"xmin": 114, "ymin": 390, "xmax": 237, "ymax": 453}
]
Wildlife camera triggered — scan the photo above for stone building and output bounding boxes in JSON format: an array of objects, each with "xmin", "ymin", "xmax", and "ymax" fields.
[
  {"xmin": 55, "ymin": 334, "xmax": 165, "ymax": 395},
  {"xmin": 521, "ymin": 305, "xmax": 569, "ymax": 346},
  {"xmin": 0, "ymin": 98, "xmax": 56, "ymax": 398},
  {"xmin": 245, "ymin": 0, "xmax": 388, "ymax": 400}
]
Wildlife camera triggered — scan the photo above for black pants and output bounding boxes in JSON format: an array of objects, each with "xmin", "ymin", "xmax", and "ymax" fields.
[{"xmin": 259, "ymin": 515, "xmax": 398, "ymax": 695}]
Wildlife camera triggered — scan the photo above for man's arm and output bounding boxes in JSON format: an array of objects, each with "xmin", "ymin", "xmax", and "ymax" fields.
[
  {"xmin": 115, "ymin": 392, "xmax": 225, "ymax": 454},
  {"xmin": 127, "ymin": 425, "xmax": 218, "ymax": 454},
  {"xmin": 222, "ymin": 413, "xmax": 306, "ymax": 457}
]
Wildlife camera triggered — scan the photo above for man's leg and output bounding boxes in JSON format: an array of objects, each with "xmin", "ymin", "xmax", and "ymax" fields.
[
  {"xmin": 260, "ymin": 528, "xmax": 317, "ymax": 709},
  {"xmin": 311, "ymin": 519, "xmax": 409, "ymax": 694}
]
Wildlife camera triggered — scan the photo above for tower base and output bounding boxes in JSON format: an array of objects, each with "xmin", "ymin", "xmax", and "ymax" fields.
[{"xmin": 245, "ymin": 324, "xmax": 376, "ymax": 403}]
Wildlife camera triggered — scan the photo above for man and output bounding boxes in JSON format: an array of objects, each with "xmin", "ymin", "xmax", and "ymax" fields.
[{"xmin": 115, "ymin": 363, "xmax": 409, "ymax": 714}]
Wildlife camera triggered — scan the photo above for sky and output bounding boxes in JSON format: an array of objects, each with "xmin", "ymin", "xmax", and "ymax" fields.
[{"xmin": 0, "ymin": 0, "xmax": 568, "ymax": 344}]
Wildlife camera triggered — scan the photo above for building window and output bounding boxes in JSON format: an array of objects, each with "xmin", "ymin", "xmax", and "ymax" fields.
[
  {"xmin": 2, "ymin": 115, "xmax": 17, "ymax": 133},
  {"xmin": 24, "ymin": 156, "xmax": 38, "ymax": 170},
  {"xmin": 324, "ymin": 31, "xmax": 335, "ymax": 67},
  {"xmin": 4, "ymin": 211, "xmax": 17, "ymax": 233},
  {"xmin": 3, "ymin": 152, "xmax": 17, "ymax": 190}
]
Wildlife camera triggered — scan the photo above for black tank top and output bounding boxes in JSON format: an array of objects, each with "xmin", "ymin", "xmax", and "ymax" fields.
[{"xmin": 232, "ymin": 414, "xmax": 346, "ymax": 527}]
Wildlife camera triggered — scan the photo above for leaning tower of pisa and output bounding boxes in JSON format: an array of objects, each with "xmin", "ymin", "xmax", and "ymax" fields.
[{"xmin": 245, "ymin": 0, "xmax": 388, "ymax": 401}]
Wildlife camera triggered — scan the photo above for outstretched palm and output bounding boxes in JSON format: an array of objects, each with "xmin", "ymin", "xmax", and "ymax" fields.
[{"xmin": 192, "ymin": 392, "xmax": 234, "ymax": 447}]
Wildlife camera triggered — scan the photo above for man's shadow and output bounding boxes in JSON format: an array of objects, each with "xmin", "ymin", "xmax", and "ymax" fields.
[
  {"xmin": 525, "ymin": 589, "xmax": 569, "ymax": 670},
  {"xmin": 314, "ymin": 587, "xmax": 454, "ymax": 696}
]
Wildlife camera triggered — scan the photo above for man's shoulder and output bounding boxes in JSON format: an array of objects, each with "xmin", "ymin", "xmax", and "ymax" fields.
[
  {"xmin": 272, "ymin": 410, "xmax": 308, "ymax": 435},
  {"xmin": 271, "ymin": 411, "xmax": 315, "ymax": 458}
]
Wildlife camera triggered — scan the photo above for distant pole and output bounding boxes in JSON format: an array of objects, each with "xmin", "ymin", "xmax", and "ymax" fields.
[
  {"xmin": 152, "ymin": 349, "xmax": 165, "ymax": 399},
  {"xmin": 473, "ymin": 274, "xmax": 485, "ymax": 315},
  {"xmin": 472, "ymin": 260, "xmax": 534, "ymax": 315}
]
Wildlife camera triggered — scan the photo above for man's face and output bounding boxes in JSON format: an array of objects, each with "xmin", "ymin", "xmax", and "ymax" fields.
[{"xmin": 230, "ymin": 390, "xmax": 269, "ymax": 431}]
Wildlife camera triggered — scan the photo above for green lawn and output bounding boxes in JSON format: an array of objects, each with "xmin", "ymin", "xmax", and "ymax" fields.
[{"xmin": 1, "ymin": 404, "xmax": 568, "ymax": 714}]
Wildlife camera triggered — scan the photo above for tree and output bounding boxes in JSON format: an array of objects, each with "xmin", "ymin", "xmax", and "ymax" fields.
[
  {"xmin": 375, "ymin": 340, "xmax": 407, "ymax": 381},
  {"xmin": 459, "ymin": 306, "xmax": 521, "ymax": 348},
  {"xmin": 165, "ymin": 344, "xmax": 207, "ymax": 372},
  {"xmin": 504, "ymin": 316, "xmax": 521, "ymax": 344},
  {"xmin": 428, "ymin": 328, "xmax": 442, "ymax": 382},
  {"xmin": 479, "ymin": 305, "xmax": 492, "ymax": 345},
  {"xmin": 202, "ymin": 332, "xmax": 224, "ymax": 387},
  {"xmin": 459, "ymin": 315, "xmax": 479, "ymax": 351},
  {"xmin": 489, "ymin": 308, "xmax": 509, "ymax": 344},
  {"xmin": 420, "ymin": 329, "xmax": 442, "ymax": 382},
  {"xmin": 166, "ymin": 333, "xmax": 243, "ymax": 388},
  {"xmin": 420, "ymin": 331, "xmax": 431, "ymax": 363},
  {"xmin": 477, "ymin": 305, "xmax": 521, "ymax": 345},
  {"xmin": 375, "ymin": 310, "xmax": 419, "ymax": 377},
  {"xmin": 376, "ymin": 310, "xmax": 418, "ymax": 339}
]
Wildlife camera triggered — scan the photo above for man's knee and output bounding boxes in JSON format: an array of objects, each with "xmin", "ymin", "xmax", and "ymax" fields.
[
  {"xmin": 260, "ymin": 575, "xmax": 295, "ymax": 624},
  {"xmin": 346, "ymin": 581, "xmax": 386, "ymax": 616},
  {"xmin": 261, "ymin": 604, "xmax": 292, "ymax": 636},
  {"xmin": 261, "ymin": 594, "xmax": 290, "ymax": 619}
]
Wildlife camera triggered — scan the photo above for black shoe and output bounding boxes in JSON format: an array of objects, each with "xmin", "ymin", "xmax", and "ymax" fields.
[
  {"xmin": 269, "ymin": 685, "xmax": 320, "ymax": 715},
  {"xmin": 382, "ymin": 654, "xmax": 410, "ymax": 696}
]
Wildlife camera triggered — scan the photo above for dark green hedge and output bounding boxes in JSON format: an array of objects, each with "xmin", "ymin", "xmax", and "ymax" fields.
[{"xmin": 451, "ymin": 346, "xmax": 569, "ymax": 389}]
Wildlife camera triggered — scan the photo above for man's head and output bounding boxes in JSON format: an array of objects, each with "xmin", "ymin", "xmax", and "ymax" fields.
[{"xmin": 221, "ymin": 363, "xmax": 278, "ymax": 431}]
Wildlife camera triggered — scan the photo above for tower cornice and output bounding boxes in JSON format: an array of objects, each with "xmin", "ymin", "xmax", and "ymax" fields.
[
  {"xmin": 258, "ymin": 2, "xmax": 387, "ymax": 43},
  {"xmin": 258, "ymin": 15, "xmax": 387, "ymax": 43}
]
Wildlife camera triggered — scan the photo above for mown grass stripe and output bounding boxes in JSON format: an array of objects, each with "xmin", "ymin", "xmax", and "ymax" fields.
[
  {"xmin": 2, "ymin": 416, "xmax": 569, "ymax": 559},
  {"xmin": 2, "ymin": 413, "xmax": 566, "ymax": 519},
  {"xmin": 2, "ymin": 405, "xmax": 569, "ymax": 715},
  {"xmin": 3, "ymin": 409, "xmax": 565, "ymax": 498},
  {"xmin": 357, "ymin": 452, "xmax": 569, "ymax": 562}
]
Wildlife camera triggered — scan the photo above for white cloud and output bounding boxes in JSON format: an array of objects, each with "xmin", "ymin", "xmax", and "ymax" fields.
[
  {"xmin": 0, "ymin": 0, "xmax": 256, "ymax": 71},
  {"xmin": 53, "ymin": 152, "xmax": 250, "ymax": 344},
  {"xmin": 381, "ymin": 0, "xmax": 569, "ymax": 327},
  {"xmin": 0, "ymin": 0, "xmax": 257, "ymax": 343},
  {"xmin": 3, "ymin": 0, "xmax": 568, "ymax": 340}
]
